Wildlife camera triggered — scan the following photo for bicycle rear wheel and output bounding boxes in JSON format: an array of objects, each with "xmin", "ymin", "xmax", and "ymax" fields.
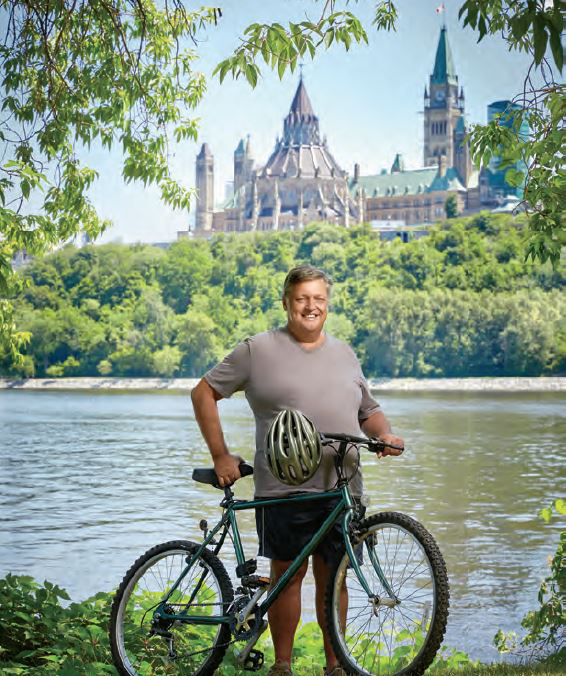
[
  {"xmin": 326, "ymin": 512, "xmax": 449, "ymax": 676},
  {"xmin": 109, "ymin": 540, "xmax": 233, "ymax": 676}
]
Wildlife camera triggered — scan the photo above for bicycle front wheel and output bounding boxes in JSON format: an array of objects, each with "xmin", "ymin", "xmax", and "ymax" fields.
[
  {"xmin": 109, "ymin": 540, "xmax": 234, "ymax": 676},
  {"xmin": 326, "ymin": 512, "xmax": 449, "ymax": 676}
]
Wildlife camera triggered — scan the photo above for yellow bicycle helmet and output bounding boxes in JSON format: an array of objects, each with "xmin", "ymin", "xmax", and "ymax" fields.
[{"xmin": 265, "ymin": 409, "xmax": 322, "ymax": 486}]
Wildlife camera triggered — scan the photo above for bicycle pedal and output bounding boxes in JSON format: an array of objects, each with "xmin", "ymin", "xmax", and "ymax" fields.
[
  {"xmin": 243, "ymin": 649, "xmax": 264, "ymax": 671},
  {"xmin": 241, "ymin": 574, "xmax": 271, "ymax": 588}
]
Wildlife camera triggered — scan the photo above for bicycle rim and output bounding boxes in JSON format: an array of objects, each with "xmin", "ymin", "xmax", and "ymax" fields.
[
  {"xmin": 111, "ymin": 541, "xmax": 233, "ymax": 676},
  {"xmin": 327, "ymin": 513, "xmax": 449, "ymax": 676}
]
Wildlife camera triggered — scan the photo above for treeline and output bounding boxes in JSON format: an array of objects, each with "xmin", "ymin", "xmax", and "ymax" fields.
[{"xmin": 2, "ymin": 212, "xmax": 565, "ymax": 378}]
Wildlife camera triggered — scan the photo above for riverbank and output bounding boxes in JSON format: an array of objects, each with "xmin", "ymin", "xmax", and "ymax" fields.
[{"xmin": 0, "ymin": 376, "xmax": 564, "ymax": 392}]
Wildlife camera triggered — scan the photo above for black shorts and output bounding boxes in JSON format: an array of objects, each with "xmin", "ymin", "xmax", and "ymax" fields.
[{"xmin": 255, "ymin": 495, "xmax": 365, "ymax": 565}]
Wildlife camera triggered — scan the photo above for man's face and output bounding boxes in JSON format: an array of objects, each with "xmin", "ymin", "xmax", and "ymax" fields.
[{"xmin": 283, "ymin": 279, "xmax": 329, "ymax": 337}]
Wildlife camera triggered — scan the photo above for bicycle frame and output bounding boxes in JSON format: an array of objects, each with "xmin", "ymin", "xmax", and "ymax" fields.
[{"xmin": 155, "ymin": 481, "xmax": 397, "ymax": 627}]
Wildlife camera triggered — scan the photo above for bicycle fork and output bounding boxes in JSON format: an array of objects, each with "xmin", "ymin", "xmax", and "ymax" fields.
[{"xmin": 343, "ymin": 512, "xmax": 400, "ymax": 608}]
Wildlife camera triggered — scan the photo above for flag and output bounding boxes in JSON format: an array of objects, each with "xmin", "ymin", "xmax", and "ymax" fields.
[{"xmin": 436, "ymin": 3, "xmax": 445, "ymax": 13}]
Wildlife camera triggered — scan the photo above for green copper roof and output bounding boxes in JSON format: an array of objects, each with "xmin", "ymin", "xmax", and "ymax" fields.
[
  {"xmin": 431, "ymin": 28, "xmax": 458, "ymax": 86},
  {"xmin": 350, "ymin": 165, "xmax": 466, "ymax": 198},
  {"xmin": 349, "ymin": 167, "xmax": 438, "ymax": 198},
  {"xmin": 428, "ymin": 167, "xmax": 466, "ymax": 192}
]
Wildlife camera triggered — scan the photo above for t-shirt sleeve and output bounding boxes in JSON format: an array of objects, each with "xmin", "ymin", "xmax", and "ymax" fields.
[
  {"xmin": 358, "ymin": 370, "xmax": 380, "ymax": 422},
  {"xmin": 204, "ymin": 340, "xmax": 251, "ymax": 398}
]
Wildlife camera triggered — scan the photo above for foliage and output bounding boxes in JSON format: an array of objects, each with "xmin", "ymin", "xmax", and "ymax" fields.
[
  {"xmin": 2, "ymin": 214, "xmax": 564, "ymax": 380},
  {"xmin": 494, "ymin": 499, "xmax": 566, "ymax": 659},
  {"xmin": 0, "ymin": 574, "xmax": 114, "ymax": 674},
  {"xmin": 0, "ymin": 1, "xmax": 219, "ymax": 274},
  {"xmin": 444, "ymin": 195, "xmax": 458, "ymax": 219},
  {"xmin": 0, "ymin": 0, "xmax": 222, "ymax": 358},
  {"xmin": 2, "ymin": 574, "xmax": 564, "ymax": 675},
  {"xmin": 458, "ymin": 0, "xmax": 565, "ymax": 266}
]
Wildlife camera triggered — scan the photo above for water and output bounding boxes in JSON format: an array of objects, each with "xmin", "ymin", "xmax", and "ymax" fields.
[{"xmin": 0, "ymin": 389, "xmax": 564, "ymax": 662}]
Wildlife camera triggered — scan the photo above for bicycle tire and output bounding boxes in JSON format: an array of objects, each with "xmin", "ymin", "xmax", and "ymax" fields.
[
  {"xmin": 109, "ymin": 540, "xmax": 234, "ymax": 676},
  {"xmin": 326, "ymin": 512, "xmax": 449, "ymax": 676}
]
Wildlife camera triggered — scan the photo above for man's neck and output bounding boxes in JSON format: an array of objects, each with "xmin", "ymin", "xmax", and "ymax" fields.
[{"xmin": 286, "ymin": 324, "xmax": 326, "ymax": 350}]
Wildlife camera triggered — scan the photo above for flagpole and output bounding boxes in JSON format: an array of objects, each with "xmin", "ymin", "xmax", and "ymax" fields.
[{"xmin": 435, "ymin": 3, "xmax": 446, "ymax": 29}]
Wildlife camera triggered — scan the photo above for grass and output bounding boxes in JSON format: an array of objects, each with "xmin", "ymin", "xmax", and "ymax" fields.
[{"xmin": 431, "ymin": 662, "xmax": 565, "ymax": 676}]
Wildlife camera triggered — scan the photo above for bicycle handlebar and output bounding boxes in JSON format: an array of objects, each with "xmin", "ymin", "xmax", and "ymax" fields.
[{"xmin": 321, "ymin": 432, "xmax": 404, "ymax": 453}]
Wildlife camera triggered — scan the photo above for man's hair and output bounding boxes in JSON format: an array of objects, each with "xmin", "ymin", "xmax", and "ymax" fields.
[{"xmin": 282, "ymin": 264, "xmax": 333, "ymax": 299}]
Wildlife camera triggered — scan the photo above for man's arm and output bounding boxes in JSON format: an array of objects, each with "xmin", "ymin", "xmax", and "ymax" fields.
[
  {"xmin": 191, "ymin": 378, "xmax": 243, "ymax": 486},
  {"xmin": 361, "ymin": 411, "xmax": 404, "ymax": 457}
]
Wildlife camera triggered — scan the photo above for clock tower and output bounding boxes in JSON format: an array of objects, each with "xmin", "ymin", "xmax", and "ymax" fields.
[{"xmin": 423, "ymin": 26, "xmax": 465, "ymax": 169}]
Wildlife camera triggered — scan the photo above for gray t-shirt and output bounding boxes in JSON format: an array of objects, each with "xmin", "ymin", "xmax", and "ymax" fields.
[{"xmin": 204, "ymin": 327, "xmax": 380, "ymax": 497}]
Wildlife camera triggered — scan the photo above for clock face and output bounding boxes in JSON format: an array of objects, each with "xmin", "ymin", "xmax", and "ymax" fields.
[{"xmin": 435, "ymin": 90, "xmax": 446, "ymax": 101}]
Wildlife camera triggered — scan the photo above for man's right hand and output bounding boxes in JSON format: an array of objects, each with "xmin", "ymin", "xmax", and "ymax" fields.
[{"xmin": 213, "ymin": 453, "xmax": 244, "ymax": 487}]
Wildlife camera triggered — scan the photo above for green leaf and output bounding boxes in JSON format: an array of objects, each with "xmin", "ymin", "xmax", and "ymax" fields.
[
  {"xmin": 504, "ymin": 168, "xmax": 525, "ymax": 188},
  {"xmin": 554, "ymin": 498, "xmax": 566, "ymax": 515},
  {"xmin": 245, "ymin": 63, "xmax": 258, "ymax": 88},
  {"xmin": 277, "ymin": 53, "xmax": 286, "ymax": 80},
  {"xmin": 539, "ymin": 506, "xmax": 552, "ymax": 523},
  {"xmin": 533, "ymin": 17, "xmax": 548, "ymax": 64},
  {"xmin": 548, "ymin": 23, "xmax": 563, "ymax": 72}
]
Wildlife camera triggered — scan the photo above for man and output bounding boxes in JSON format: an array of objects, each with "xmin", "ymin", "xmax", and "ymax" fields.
[{"xmin": 191, "ymin": 264, "xmax": 404, "ymax": 676}]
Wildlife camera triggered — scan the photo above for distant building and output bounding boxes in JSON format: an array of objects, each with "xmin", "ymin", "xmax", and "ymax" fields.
[
  {"xmin": 193, "ymin": 78, "xmax": 359, "ymax": 235},
  {"xmin": 182, "ymin": 26, "xmax": 520, "ymax": 239},
  {"xmin": 350, "ymin": 25, "xmax": 480, "ymax": 227}
]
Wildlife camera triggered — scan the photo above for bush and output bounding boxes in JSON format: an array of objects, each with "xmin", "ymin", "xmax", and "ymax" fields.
[{"xmin": 0, "ymin": 574, "xmax": 114, "ymax": 674}]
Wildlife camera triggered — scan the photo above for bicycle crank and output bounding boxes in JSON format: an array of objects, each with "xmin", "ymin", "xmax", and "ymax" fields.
[{"xmin": 235, "ymin": 619, "xmax": 268, "ymax": 670}]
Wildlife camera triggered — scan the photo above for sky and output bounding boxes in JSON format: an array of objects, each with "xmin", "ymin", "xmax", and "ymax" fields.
[{"xmin": 88, "ymin": 0, "xmax": 535, "ymax": 244}]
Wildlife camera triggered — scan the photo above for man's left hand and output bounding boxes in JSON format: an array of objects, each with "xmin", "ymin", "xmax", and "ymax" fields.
[{"xmin": 378, "ymin": 433, "xmax": 405, "ymax": 457}]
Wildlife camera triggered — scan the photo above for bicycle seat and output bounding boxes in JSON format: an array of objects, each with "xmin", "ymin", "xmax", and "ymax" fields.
[{"xmin": 192, "ymin": 462, "xmax": 254, "ymax": 489}]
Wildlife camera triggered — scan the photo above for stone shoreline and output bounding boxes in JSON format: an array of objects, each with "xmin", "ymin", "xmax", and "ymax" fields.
[{"xmin": 1, "ymin": 376, "xmax": 564, "ymax": 392}]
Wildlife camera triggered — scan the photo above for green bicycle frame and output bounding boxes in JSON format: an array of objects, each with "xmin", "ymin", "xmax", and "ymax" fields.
[{"xmin": 156, "ymin": 483, "xmax": 397, "ymax": 625}]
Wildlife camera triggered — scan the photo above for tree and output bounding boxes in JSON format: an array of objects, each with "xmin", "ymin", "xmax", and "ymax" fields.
[
  {"xmin": 0, "ymin": 0, "xmax": 220, "ymax": 351},
  {"xmin": 458, "ymin": 0, "xmax": 565, "ymax": 266},
  {"xmin": 444, "ymin": 195, "xmax": 458, "ymax": 219}
]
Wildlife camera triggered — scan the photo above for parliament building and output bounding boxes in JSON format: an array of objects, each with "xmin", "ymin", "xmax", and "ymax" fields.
[{"xmin": 182, "ymin": 27, "xmax": 520, "ymax": 238}]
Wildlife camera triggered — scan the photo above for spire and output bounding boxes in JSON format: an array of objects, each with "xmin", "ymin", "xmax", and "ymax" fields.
[
  {"xmin": 283, "ymin": 77, "xmax": 320, "ymax": 145},
  {"xmin": 391, "ymin": 153, "xmax": 405, "ymax": 174},
  {"xmin": 234, "ymin": 138, "xmax": 245, "ymax": 156},
  {"xmin": 431, "ymin": 27, "xmax": 458, "ymax": 86},
  {"xmin": 289, "ymin": 77, "xmax": 315, "ymax": 118},
  {"xmin": 197, "ymin": 143, "xmax": 212, "ymax": 158}
]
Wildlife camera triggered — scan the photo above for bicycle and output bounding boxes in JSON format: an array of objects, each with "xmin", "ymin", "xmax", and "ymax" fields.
[{"xmin": 109, "ymin": 433, "xmax": 450, "ymax": 676}]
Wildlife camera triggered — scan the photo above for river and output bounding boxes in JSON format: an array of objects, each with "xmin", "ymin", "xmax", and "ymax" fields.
[{"xmin": 0, "ymin": 389, "xmax": 564, "ymax": 662}]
